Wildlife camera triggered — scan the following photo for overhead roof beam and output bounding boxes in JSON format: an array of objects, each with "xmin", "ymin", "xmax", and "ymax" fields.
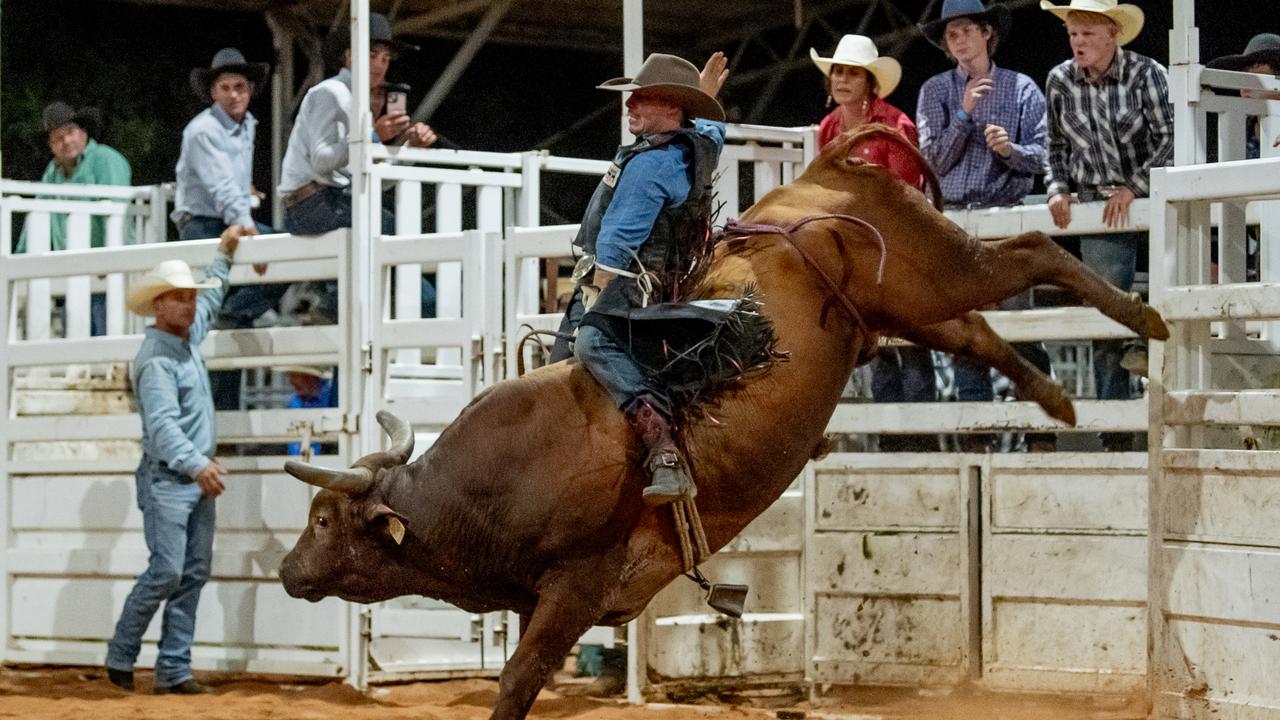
[
  {"xmin": 411, "ymin": 0, "xmax": 515, "ymax": 123},
  {"xmin": 393, "ymin": 0, "xmax": 492, "ymax": 36}
]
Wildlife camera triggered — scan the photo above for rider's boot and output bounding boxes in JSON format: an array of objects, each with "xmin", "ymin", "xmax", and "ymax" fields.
[{"xmin": 625, "ymin": 397, "xmax": 694, "ymax": 506}]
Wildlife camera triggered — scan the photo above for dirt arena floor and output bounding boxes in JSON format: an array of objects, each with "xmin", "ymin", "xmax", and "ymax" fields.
[{"xmin": 0, "ymin": 666, "xmax": 1149, "ymax": 720}]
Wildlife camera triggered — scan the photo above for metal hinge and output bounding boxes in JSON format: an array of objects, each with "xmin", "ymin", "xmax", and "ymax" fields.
[{"xmin": 361, "ymin": 342, "xmax": 373, "ymax": 374}]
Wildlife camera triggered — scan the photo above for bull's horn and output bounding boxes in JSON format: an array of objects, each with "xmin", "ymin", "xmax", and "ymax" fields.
[
  {"xmin": 284, "ymin": 461, "xmax": 374, "ymax": 495},
  {"xmin": 376, "ymin": 410, "xmax": 415, "ymax": 464}
]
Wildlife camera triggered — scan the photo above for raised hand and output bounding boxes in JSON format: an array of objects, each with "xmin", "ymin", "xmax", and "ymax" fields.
[{"xmin": 700, "ymin": 51, "xmax": 729, "ymax": 98}]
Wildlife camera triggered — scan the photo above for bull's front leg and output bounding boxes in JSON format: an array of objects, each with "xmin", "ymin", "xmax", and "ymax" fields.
[
  {"xmin": 899, "ymin": 312, "xmax": 1076, "ymax": 426},
  {"xmin": 490, "ymin": 569, "xmax": 614, "ymax": 720}
]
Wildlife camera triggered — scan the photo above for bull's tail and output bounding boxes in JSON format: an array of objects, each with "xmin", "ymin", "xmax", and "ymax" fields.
[{"xmin": 827, "ymin": 123, "xmax": 944, "ymax": 211}]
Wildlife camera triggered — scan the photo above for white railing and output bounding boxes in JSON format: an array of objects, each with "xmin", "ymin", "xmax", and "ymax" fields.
[
  {"xmin": 1147, "ymin": 154, "xmax": 1280, "ymax": 719},
  {"xmin": 0, "ymin": 229, "xmax": 357, "ymax": 676}
]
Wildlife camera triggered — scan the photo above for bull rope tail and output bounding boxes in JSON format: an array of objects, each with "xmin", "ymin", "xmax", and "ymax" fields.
[
  {"xmin": 673, "ymin": 495, "xmax": 711, "ymax": 572},
  {"xmin": 724, "ymin": 214, "xmax": 887, "ymax": 339}
]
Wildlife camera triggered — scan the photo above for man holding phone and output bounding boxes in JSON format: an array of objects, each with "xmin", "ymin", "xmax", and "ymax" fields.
[{"xmin": 279, "ymin": 12, "xmax": 437, "ymax": 235}]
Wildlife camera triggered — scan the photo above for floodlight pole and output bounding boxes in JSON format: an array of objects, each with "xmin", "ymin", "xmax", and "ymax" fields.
[{"xmin": 621, "ymin": 0, "xmax": 643, "ymax": 144}]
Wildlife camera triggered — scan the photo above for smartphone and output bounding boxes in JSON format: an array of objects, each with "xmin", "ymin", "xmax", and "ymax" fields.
[{"xmin": 385, "ymin": 83, "xmax": 410, "ymax": 115}]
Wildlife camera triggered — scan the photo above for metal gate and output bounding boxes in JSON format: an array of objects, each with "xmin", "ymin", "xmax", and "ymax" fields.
[{"xmin": 1148, "ymin": 140, "xmax": 1280, "ymax": 717}]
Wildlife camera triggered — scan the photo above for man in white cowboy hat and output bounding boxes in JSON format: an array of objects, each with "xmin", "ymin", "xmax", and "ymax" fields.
[
  {"xmin": 917, "ymin": 0, "xmax": 1055, "ymax": 452},
  {"xmin": 1208, "ymin": 33, "xmax": 1280, "ymax": 160},
  {"xmin": 105, "ymin": 225, "xmax": 252, "ymax": 694},
  {"xmin": 548, "ymin": 51, "xmax": 729, "ymax": 507},
  {"xmin": 1041, "ymin": 0, "xmax": 1173, "ymax": 451}
]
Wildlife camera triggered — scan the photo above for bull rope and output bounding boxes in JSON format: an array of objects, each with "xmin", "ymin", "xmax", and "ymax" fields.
[
  {"xmin": 673, "ymin": 495, "xmax": 711, "ymax": 572},
  {"xmin": 723, "ymin": 214, "xmax": 886, "ymax": 339}
]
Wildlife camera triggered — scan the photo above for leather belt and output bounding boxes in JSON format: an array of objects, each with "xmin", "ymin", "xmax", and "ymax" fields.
[{"xmin": 282, "ymin": 181, "xmax": 325, "ymax": 209}]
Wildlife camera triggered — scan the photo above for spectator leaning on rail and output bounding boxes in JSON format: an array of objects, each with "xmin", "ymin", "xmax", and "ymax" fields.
[
  {"xmin": 1207, "ymin": 33, "xmax": 1280, "ymax": 160},
  {"xmin": 917, "ymin": 0, "xmax": 1056, "ymax": 453},
  {"xmin": 16, "ymin": 102, "xmax": 132, "ymax": 336},
  {"xmin": 810, "ymin": 35, "xmax": 934, "ymax": 452},
  {"xmin": 277, "ymin": 12, "xmax": 436, "ymax": 321},
  {"xmin": 548, "ymin": 52, "xmax": 729, "ymax": 506},
  {"xmin": 1041, "ymin": 0, "xmax": 1172, "ymax": 452},
  {"xmin": 175, "ymin": 49, "xmax": 280, "ymax": 411},
  {"xmin": 105, "ymin": 224, "xmax": 253, "ymax": 695}
]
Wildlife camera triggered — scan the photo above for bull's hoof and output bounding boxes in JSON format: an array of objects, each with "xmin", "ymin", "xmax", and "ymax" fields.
[
  {"xmin": 1142, "ymin": 303, "xmax": 1170, "ymax": 341},
  {"xmin": 1038, "ymin": 384, "xmax": 1077, "ymax": 427}
]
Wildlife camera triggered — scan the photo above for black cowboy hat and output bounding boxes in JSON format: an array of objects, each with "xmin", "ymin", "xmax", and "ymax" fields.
[
  {"xmin": 1207, "ymin": 33, "xmax": 1280, "ymax": 73},
  {"xmin": 41, "ymin": 101, "xmax": 101, "ymax": 139},
  {"xmin": 920, "ymin": 0, "xmax": 1013, "ymax": 51},
  {"xmin": 597, "ymin": 53, "xmax": 725, "ymax": 122},
  {"xmin": 324, "ymin": 12, "xmax": 419, "ymax": 66},
  {"xmin": 190, "ymin": 48, "xmax": 270, "ymax": 100}
]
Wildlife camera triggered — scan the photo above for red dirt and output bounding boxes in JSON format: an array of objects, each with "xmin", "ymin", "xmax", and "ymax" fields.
[{"xmin": 0, "ymin": 666, "xmax": 1149, "ymax": 720}]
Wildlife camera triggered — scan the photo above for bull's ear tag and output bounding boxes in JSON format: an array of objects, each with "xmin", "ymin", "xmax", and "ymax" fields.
[{"xmin": 387, "ymin": 516, "xmax": 406, "ymax": 545}]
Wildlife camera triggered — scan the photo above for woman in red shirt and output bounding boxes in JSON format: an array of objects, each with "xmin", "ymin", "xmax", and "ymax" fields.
[{"xmin": 810, "ymin": 34, "xmax": 917, "ymax": 149}]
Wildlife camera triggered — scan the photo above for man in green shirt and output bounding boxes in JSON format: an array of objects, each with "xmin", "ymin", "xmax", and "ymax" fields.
[
  {"xmin": 16, "ymin": 102, "xmax": 132, "ymax": 336},
  {"xmin": 16, "ymin": 102, "xmax": 132, "ymax": 253}
]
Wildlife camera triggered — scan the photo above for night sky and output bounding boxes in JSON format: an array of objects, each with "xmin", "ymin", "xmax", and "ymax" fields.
[{"xmin": 0, "ymin": 0, "xmax": 1272, "ymax": 221}]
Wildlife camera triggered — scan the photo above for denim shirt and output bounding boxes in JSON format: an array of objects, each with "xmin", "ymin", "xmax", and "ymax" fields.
[
  {"xmin": 595, "ymin": 119, "xmax": 726, "ymax": 270},
  {"xmin": 173, "ymin": 104, "xmax": 257, "ymax": 229},
  {"xmin": 131, "ymin": 253, "xmax": 232, "ymax": 479}
]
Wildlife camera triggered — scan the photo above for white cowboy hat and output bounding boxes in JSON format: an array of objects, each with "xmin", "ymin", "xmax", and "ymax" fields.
[
  {"xmin": 1040, "ymin": 0, "xmax": 1145, "ymax": 46},
  {"xmin": 126, "ymin": 259, "xmax": 220, "ymax": 316},
  {"xmin": 809, "ymin": 35, "xmax": 903, "ymax": 98},
  {"xmin": 279, "ymin": 365, "xmax": 334, "ymax": 380}
]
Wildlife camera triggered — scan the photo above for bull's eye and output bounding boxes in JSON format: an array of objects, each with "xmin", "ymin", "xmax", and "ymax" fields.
[{"xmin": 315, "ymin": 516, "xmax": 329, "ymax": 528}]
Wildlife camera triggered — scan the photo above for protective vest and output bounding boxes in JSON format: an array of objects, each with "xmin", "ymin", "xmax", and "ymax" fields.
[{"xmin": 573, "ymin": 125, "xmax": 720, "ymax": 315}]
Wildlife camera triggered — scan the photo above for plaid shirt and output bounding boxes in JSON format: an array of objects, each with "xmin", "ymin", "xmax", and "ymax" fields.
[
  {"xmin": 917, "ymin": 64, "xmax": 1047, "ymax": 207},
  {"xmin": 1044, "ymin": 48, "xmax": 1174, "ymax": 198}
]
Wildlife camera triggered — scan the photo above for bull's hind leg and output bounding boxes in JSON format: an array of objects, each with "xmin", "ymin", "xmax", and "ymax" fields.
[
  {"xmin": 979, "ymin": 231, "xmax": 1168, "ymax": 341},
  {"xmin": 899, "ymin": 312, "xmax": 1076, "ymax": 426}
]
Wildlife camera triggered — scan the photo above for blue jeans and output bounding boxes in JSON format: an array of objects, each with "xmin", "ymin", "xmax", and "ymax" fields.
[
  {"xmin": 1081, "ymin": 232, "xmax": 1141, "ymax": 402},
  {"xmin": 107, "ymin": 458, "xmax": 216, "ymax": 688},
  {"xmin": 575, "ymin": 323, "xmax": 650, "ymax": 410},
  {"xmin": 871, "ymin": 347, "xmax": 936, "ymax": 403},
  {"xmin": 283, "ymin": 185, "xmax": 395, "ymax": 236},
  {"xmin": 284, "ymin": 187, "xmax": 436, "ymax": 319}
]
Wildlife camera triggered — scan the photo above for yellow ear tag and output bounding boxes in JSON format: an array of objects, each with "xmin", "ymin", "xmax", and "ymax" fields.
[{"xmin": 387, "ymin": 517, "xmax": 406, "ymax": 545}]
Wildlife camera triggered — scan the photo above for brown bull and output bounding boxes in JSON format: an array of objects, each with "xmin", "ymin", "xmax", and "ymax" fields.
[{"xmin": 279, "ymin": 125, "xmax": 1168, "ymax": 720}]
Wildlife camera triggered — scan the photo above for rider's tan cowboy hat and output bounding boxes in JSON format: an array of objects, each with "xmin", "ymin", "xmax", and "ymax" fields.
[
  {"xmin": 596, "ymin": 53, "xmax": 725, "ymax": 122},
  {"xmin": 1040, "ymin": 0, "xmax": 1144, "ymax": 46},
  {"xmin": 190, "ymin": 47, "xmax": 270, "ymax": 100},
  {"xmin": 809, "ymin": 35, "xmax": 902, "ymax": 98},
  {"xmin": 127, "ymin": 259, "xmax": 221, "ymax": 316}
]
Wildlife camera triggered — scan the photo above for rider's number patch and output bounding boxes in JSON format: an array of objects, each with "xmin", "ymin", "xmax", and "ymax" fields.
[{"xmin": 602, "ymin": 163, "xmax": 621, "ymax": 188}]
